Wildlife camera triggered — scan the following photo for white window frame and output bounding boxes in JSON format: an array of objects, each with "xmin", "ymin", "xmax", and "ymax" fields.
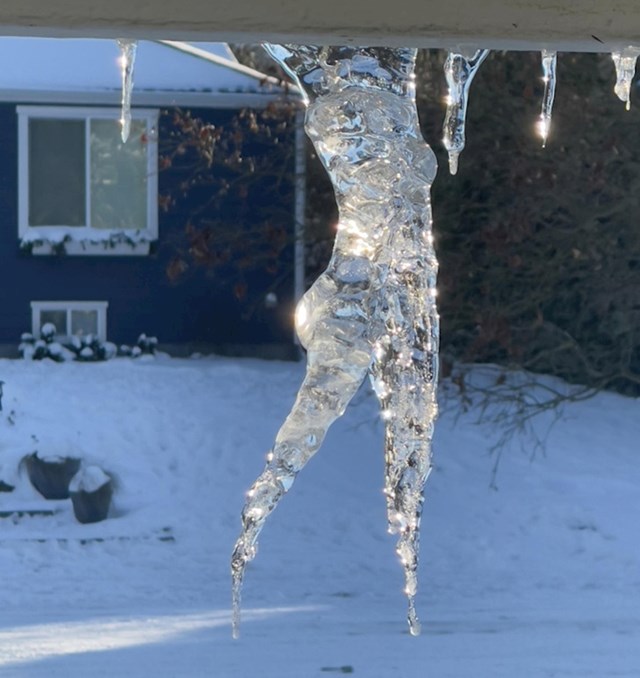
[
  {"xmin": 17, "ymin": 105, "xmax": 158, "ymax": 256},
  {"xmin": 31, "ymin": 301, "xmax": 109, "ymax": 341}
]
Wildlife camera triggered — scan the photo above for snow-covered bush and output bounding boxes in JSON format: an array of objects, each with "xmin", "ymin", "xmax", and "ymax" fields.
[
  {"xmin": 19, "ymin": 329, "xmax": 75, "ymax": 362},
  {"xmin": 118, "ymin": 333, "xmax": 158, "ymax": 358},
  {"xmin": 19, "ymin": 326, "xmax": 117, "ymax": 362},
  {"xmin": 20, "ymin": 327, "xmax": 158, "ymax": 362},
  {"xmin": 68, "ymin": 334, "xmax": 118, "ymax": 362}
]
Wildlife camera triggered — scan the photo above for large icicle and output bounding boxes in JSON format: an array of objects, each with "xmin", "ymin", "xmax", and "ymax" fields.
[
  {"xmin": 538, "ymin": 50, "xmax": 557, "ymax": 147},
  {"xmin": 116, "ymin": 39, "xmax": 138, "ymax": 142},
  {"xmin": 231, "ymin": 45, "xmax": 439, "ymax": 638},
  {"xmin": 442, "ymin": 49, "xmax": 489, "ymax": 175},
  {"xmin": 611, "ymin": 47, "xmax": 640, "ymax": 111}
]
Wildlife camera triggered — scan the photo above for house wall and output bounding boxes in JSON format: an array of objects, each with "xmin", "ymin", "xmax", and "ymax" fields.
[{"xmin": 0, "ymin": 103, "xmax": 297, "ymax": 356}]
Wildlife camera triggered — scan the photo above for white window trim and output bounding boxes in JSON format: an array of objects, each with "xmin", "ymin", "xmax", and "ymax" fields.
[
  {"xmin": 17, "ymin": 105, "xmax": 158, "ymax": 256},
  {"xmin": 31, "ymin": 301, "xmax": 109, "ymax": 341}
]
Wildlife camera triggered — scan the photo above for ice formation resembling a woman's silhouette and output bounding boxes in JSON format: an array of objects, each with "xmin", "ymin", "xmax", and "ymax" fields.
[{"xmin": 232, "ymin": 45, "xmax": 439, "ymax": 638}]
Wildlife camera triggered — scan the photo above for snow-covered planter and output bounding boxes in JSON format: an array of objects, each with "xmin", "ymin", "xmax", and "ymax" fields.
[
  {"xmin": 69, "ymin": 466, "xmax": 113, "ymax": 524},
  {"xmin": 0, "ymin": 479, "xmax": 14, "ymax": 493},
  {"xmin": 20, "ymin": 229, "xmax": 155, "ymax": 256},
  {"xmin": 23, "ymin": 452, "xmax": 81, "ymax": 500}
]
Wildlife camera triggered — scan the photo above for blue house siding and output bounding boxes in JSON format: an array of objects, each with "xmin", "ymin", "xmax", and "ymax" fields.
[{"xmin": 0, "ymin": 103, "xmax": 297, "ymax": 354}]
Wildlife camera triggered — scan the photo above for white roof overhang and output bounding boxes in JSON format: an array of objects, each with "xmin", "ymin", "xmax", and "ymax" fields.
[{"xmin": 0, "ymin": 0, "xmax": 636, "ymax": 53}]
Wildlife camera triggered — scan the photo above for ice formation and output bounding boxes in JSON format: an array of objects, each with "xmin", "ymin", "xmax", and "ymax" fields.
[
  {"xmin": 442, "ymin": 49, "xmax": 489, "ymax": 174},
  {"xmin": 611, "ymin": 47, "xmax": 640, "ymax": 110},
  {"xmin": 116, "ymin": 39, "xmax": 137, "ymax": 142},
  {"xmin": 538, "ymin": 50, "xmax": 557, "ymax": 147},
  {"xmin": 231, "ymin": 45, "xmax": 439, "ymax": 638}
]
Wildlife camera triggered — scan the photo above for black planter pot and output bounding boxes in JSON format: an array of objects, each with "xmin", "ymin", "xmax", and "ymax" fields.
[
  {"xmin": 24, "ymin": 452, "xmax": 81, "ymax": 500},
  {"xmin": 69, "ymin": 467, "xmax": 113, "ymax": 524},
  {"xmin": 0, "ymin": 480, "xmax": 14, "ymax": 492}
]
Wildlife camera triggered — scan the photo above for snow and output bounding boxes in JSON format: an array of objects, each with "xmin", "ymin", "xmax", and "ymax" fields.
[{"xmin": 0, "ymin": 356, "xmax": 638, "ymax": 677}]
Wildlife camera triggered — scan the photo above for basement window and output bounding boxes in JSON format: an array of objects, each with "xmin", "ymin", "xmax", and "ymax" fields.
[{"xmin": 31, "ymin": 301, "xmax": 108, "ymax": 341}]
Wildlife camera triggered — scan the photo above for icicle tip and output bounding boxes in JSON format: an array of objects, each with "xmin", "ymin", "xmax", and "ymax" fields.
[
  {"xmin": 537, "ymin": 117, "xmax": 550, "ymax": 148},
  {"xmin": 407, "ymin": 598, "xmax": 422, "ymax": 636},
  {"xmin": 448, "ymin": 152, "xmax": 459, "ymax": 175}
]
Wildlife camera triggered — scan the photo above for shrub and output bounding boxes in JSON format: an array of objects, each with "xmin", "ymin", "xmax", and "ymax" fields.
[
  {"xmin": 19, "ymin": 327, "xmax": 157, "ymax": 362},
  {"xmin": 414, "ymin": 51, "xmax": 640, "ymax": 394},
  {"xmin": 118, "ymin": 333, "xmax": 158, "ymax": 358}
]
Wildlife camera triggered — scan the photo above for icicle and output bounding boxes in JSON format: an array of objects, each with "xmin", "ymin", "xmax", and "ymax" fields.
[
  {"xmin": 232, "ymin": 45, "xmax": 440, "ymax": 638},
  {"xmin": 442, "ymin": 49, "xmax": 489, "ymax": 175},
  {"xmin": 611, "ymin": 47, "xmax": 640, "ymax": 111},
  {"xmin": 538, "ymin": 50, "xmax": 557, "ymax": 148},
  {"xmin": 116, "ymin": 39, "xmax": 137, "ymax": 142}
]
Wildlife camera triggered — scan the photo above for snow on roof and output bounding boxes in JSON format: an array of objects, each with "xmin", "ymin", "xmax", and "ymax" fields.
[{"xmin": 0, "ymin": 38, "xmax": 292, "ymax": 107}]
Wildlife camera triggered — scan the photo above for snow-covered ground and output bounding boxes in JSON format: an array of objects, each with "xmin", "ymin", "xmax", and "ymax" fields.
[{"xmin": 0, "ymin": 356, "xmax": 638, "ymax": 677}]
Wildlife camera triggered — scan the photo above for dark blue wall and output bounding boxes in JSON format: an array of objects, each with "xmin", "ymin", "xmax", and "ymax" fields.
[{"xmin": 0, "ymin": 104, "xmax": 296, "ymax": 350}]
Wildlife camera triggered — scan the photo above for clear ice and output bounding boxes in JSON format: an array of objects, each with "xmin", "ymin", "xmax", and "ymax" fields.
[
  {"xmin": 538, "ymin": 50, "xmax": 557, "ymax": 147},
  {"xmin": 116, "ymin": 39, "xmax": 137, "ymax": 142},
  {"xmin": 231, "ymin": 45, "xmax": 439, "ymax": 639},
  {"xmin": 442, "ymin": 49, "xmax": 489, "ymax": 174},
  {"xmin": 611, "ymin": 47, "xmax": 640, "ymax": 110}
]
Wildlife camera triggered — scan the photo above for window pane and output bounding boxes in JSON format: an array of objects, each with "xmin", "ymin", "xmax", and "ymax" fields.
[
  {"xmin": 29, "ymin": 119, "xmax": 85, "ymax": 227},
  {"xmin": 90, "ymin": 119, "xmax": 148, "ymax": 230},
  {"xmin": 40, "ymin": 310, "xmax": 67, "ymax": 335},
  {"xmin": 70, "ymin": 310, "xmax": 98, "ymax": 336}
]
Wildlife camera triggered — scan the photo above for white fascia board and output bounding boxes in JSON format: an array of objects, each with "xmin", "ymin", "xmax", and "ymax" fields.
[{"xmin": 0, "ymin": 0, "xmax": 638, "ymax": 52}]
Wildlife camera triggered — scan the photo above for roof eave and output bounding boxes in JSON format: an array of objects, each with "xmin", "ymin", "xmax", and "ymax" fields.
[{"xmin": 0, "ymin": 88, "xmax": 298, "ymax": 109}]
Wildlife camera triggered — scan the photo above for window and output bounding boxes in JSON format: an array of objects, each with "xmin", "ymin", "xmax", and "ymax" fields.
[
  {"xmin": 31, "ymin": 301, "xmax": 108, "ymax": 341},
  {"xmin": 18, "ymin": 106, "xmax": 158, "ymax": 255}
]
